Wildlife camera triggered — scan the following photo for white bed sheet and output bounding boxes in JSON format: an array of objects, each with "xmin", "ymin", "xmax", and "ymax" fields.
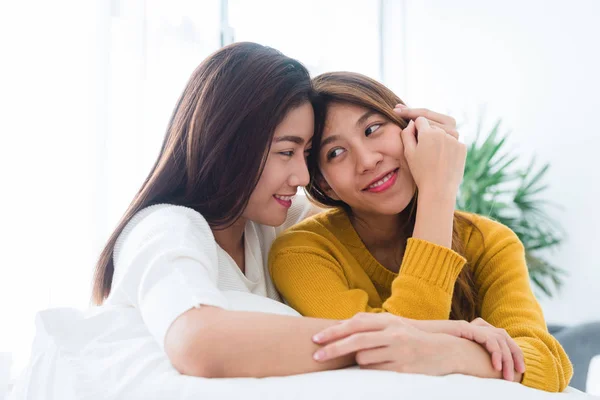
[{"xmin": 8, "ymin": 292, "xmax": 593, "ymax": 400}]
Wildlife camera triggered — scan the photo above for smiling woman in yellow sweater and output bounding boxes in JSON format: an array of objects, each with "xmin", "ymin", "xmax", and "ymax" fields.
[{"xmin": 268, "ymin": 72, "xmax": 572, "ymax": 392}]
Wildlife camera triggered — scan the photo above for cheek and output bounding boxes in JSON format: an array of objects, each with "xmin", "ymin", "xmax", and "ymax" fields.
[
  {"xmin": 387, "ymin": 128, "xmax": 405, "ymax": 151},
  {"xmin": 321, "ymin": 165, "xmax": 354, "ymax": 196},
  {"xmin": 385, "ymin": 130, "xmax": 408, "ymax": 165},
  {"xmin": 252, "ymin": 159, "xmax": 281, "ymax": 198}
]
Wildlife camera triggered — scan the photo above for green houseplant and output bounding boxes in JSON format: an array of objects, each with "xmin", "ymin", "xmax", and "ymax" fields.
[{"xmin": 456, "ymin": 117, "xmax": 566, "ymax": 297}]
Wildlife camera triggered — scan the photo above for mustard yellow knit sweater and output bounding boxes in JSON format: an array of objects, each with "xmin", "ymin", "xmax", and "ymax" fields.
[{"xmin": 269, "ymin": 208, "xmax": 572, "ymax": 392}]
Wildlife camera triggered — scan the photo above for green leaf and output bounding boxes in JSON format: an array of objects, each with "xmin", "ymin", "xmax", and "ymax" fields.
[{"xmin": 459, "ymin": 115, "xmax": 565, "ymax": 297}]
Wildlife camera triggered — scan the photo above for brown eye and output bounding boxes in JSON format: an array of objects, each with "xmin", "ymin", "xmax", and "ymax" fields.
[
  {"xmin": 365, "ymin": 124, "xmax": 381, "ymax": 136},
  {"xmin": 327, "ymin": 148, "xmax": 345, "ymax": 160}
]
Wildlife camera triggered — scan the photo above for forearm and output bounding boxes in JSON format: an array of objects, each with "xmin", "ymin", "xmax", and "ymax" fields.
[
  {"xmin": 166, "ymin": 306, "xmax": 355, "ymax": 378},
  {"xmin": 413, "ymin": 191, "xmax": 455, "ymax": 248},
  {"xmin": 272, "ymin": 248, "xmax": 463, "ymax": 321},
  {"xmin": 405, "ymin": 318, "xmax": 463, "ymax": 335},
  {"xmin": 446, "ymin": 334, "xmax": 522, "ymax": 382}
]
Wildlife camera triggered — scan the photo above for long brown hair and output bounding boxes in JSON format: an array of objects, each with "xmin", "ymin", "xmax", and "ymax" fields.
[
  {"xmin": 92, "ymin": 42, "xmax": 314, "ymax": 305},
  {"xmin": 307, "ymin": 72, "xmax": 478, "ymax": 321}
]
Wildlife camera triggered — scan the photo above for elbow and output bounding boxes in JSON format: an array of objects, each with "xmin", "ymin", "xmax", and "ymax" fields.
[
  {"xmin": 521, "ymin": 353, "xmax": 573, "ymax": 392},
  {"xmin": 164, "ymin": 307, "xmax": 225, "ymax": 378},
  {"xmin": 170, "ymin": 354, "xmax": 217, "ymax": 378},
  {"xmin": 167, "ymin": 343, "xmax": 220, "ymax": 378},
  {"xmin": 557, "ymin": 359, "xmax": 574, "ymax": 392}
]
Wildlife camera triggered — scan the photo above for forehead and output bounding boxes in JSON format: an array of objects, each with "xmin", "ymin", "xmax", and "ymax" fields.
[
  {"xmin": 324, "ymin": 102, "xmax": 371, "ymax": 135},
  {"xmin": 274, "ymin": 102, "xmax": 314, "ymax": 140}
]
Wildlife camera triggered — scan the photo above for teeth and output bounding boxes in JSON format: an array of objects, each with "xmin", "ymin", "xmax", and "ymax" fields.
[
  {"xmin": 368, "ymin": 171, "xmax": 394, "ymax": 189},
  {"xmin": 274, "ymin": 195, "xmax": 293, "ymax": 201}
]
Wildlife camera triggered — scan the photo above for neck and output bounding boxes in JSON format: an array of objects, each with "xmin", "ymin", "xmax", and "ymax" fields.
[
  {"xmin": 349, "ymin": 209, "xmax": 409, "ymax": 250},
  {"xmin": 212, "ymin": 217, "xmax": 247, "ymax": 269}
]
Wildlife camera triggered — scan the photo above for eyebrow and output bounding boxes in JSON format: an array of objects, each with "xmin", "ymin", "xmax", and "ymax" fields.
[
  {"xmin": 274, "ymin": 135, "xmax": 305, "ymax": 145},
  {"xmin": 321, "ymin": 134, "xmax": 341, "ymax": 148},
  {"xmin": 356, "ymin": 110, "xmax": 378, "ymax": 128}
]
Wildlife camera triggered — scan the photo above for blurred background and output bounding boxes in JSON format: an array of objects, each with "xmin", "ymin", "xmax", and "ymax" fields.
[{"xmin": 1, "ymin": 0, "xmax": 599, "ymax": 388}]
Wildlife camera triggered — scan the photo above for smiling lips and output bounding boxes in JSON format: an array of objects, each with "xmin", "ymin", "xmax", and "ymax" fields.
[
  {"xmin": 363, "ymin": 168, "xmax": 399, "ymax": 193},
  {"xmin": 273, "ymin": 194, "xmax": 294, "ymax": 208}
]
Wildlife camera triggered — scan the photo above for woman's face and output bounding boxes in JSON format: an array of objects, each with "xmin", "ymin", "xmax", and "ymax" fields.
[
  {"xmin": 243, "ymin": 102, "xmax": 314, "ymax": 226},
  {"xmin": 318, "ymin": 102, "xmax": 416, "ymax": 216}
]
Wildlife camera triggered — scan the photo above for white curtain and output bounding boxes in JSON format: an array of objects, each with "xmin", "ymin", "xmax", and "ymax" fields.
[
  {"xmin": 0, "ymin": 0, "xmax": 222, "ymax": 378},
  {"xmin": 5, "ymin": 0, "xmax": 598, "ymax": 383},
  {"xmin": 0, "ymin": 0, "xmax": 383, "ymax": 379}
]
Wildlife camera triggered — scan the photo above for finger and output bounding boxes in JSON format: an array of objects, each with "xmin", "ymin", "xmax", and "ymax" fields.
[
  {"xmin": 428, "ymin": 120, "xmax": 459, "ymax": 139},
  {"xmin": 414, "ymin": 116, "xmax": 430, "ymax": 132},
  {"xmin": 491, "ymin": 350, "xmax": 503, "ymax": 372},
  {"xmin": 500, "ymin": 339, "xmax": 515, "ymax": 381},
  {"xmin": 470, "ymin": 318, "xmax": 492, "ymax": 328},
  {"xmin": 514, "ymin": 350, "xmax": 526, "ymax": 374},
  {"xmin": 355, "ymin": 347, "xmax": 394, "ymax": 366},
  {"xmin": 312, "ymin": 314, "xmax": 387, "ymax": 344},
  {"xmin": 462, "ymin": 326, "xmax": 499, "ymax": 368},
  {"xmin": 313, "ymin": 331, "xmax": 390, "ymax": 362},
  {"xmin": 484, "ymin": 338, "xmax": 503, "ymax": 372},
  {"xmin": 401, "ymin": 120, "xmax": 417, "ymax": 153},
  {"xmin": 509, "ymin": 343, "xmax": 525, "ymax": 375},
  {"xmin": 470, "ymin": 328, "xmax": 501, "ymax": 371},
  {"xmin": 393, "ymin": 107, "xmax": 456, "ymax": 127},
  {"xmin": 361, "ymin": 361, "xmax": 395, "ymax": 371},
  {"xmin": 502, "ymin": 334, "xmax": 526, "ymax": 373}
]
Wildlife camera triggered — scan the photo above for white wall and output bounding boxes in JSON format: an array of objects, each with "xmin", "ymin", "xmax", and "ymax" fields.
[
  {"xmin": 395, "ymin": 0, "xmax": 600, "ymax": 325},
  {"xmin": 2, "ymin": 0, "xmax": 599, "ymax": 381}
]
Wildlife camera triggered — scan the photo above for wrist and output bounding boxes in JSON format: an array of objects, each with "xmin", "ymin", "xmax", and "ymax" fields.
[
  {"xmin": 437, "ymin": 334, "xmax": 466, "ymax": 375},
  {"xmin": 417, "ymin": 187, "xmax": 458, "ymax": 205},
  {"xmin": 412, "ymin": 190, "xmax": 456, "ymax": 248}
]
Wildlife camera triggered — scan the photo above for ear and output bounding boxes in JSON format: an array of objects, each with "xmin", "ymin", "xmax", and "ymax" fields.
[{"xmin": 316, "ymin": 174, "xmax": 341, "ymax": 201}]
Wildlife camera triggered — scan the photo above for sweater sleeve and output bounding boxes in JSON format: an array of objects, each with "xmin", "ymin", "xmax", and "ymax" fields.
[
  {"xmin": 466, "ymin": 215, "xmax": 573, "ymax": 392},
  {"xmin": 269, "ymin": 230, "xmax": 466, "ymax": 320}
]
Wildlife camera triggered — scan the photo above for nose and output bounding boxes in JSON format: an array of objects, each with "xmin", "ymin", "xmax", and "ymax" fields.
[
  {"xmin": 287, "ymin": 157, "xmax": 311, "ymax": 188},
  {"xmin": 355, "ymin": 146, "xmax": 383, "ymax": 174}
]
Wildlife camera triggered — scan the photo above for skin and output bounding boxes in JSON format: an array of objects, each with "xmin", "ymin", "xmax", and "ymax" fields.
[
  {"xmin": 212, "ymin": 102, "xmax": 314, "ymax": 272},
  {"xmin": 312, "ymin": 102, "xmax": 523, "ymax": 382},
  {"xmin": 165, "ymin": 101, "xmax": 523, "ymax": 381},
  {"xmin": 166, "ymin": 102, "xmax": 357, "ymax": 378}
]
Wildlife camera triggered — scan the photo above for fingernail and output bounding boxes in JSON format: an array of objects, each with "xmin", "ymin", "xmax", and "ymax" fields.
[
  {"xmin": 395, "ymin": 103, "xmax": 407, "ymax": 109},
  {"xmin": 312, "ymin": 333, "xmax": 324, "ymax": 343},
  {"xmin": 313, "ymin": 350, "xmax": 325, "ymax": 361}
]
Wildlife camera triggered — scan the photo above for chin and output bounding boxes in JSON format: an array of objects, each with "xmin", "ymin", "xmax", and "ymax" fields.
[
  {"xmin": 372, "ymin": 193, "xmax": 415, "ymax": 215},
  {"xmin": 255, "ymin": 212, "xmax": 287, "ymax": 227}
]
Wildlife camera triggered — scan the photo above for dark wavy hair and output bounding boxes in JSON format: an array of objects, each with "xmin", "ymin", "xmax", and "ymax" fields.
[{"xmin": 92, "ymin": 42, "xmax": 314, "ymax": 305}]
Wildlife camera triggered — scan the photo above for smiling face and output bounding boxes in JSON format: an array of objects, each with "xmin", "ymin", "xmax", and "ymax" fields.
[
  {"xmin": 317, "ymin": 102, "xmax": 416, "ymax": 217},
  {"xmin": 242, "ymin": 101, "xmax": 314, "ymax": 226}
]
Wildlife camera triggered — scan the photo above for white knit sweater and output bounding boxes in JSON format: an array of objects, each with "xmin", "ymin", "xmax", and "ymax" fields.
[{"xmin": 104, "ymin": 195, "xmax": 316, "ymax": 349}]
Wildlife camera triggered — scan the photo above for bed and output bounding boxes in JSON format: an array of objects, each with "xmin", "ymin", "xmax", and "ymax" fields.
[{"xmin": 7, "ymin": 294, "xmax": 595, "ymax": 400}]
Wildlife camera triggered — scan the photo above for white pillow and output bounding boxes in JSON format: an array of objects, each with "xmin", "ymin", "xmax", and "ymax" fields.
[
  {"xmin": 8, "ymin": 292, "xmax": 591, "ymax": 400},
  {"xmin": 587, "ymin": 355, "xmax": 600, "ymax": 395}
]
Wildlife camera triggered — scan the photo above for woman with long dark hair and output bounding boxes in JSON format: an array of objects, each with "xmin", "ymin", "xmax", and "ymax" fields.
[{"xmin": 90, "ymin": 42, "xmax": 361, "ymax": 378}]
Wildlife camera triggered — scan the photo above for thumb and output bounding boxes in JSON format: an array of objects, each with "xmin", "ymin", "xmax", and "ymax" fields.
[{"xmin": 401, "ymin": 120, "xmax": 417, "ymax": 154}]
